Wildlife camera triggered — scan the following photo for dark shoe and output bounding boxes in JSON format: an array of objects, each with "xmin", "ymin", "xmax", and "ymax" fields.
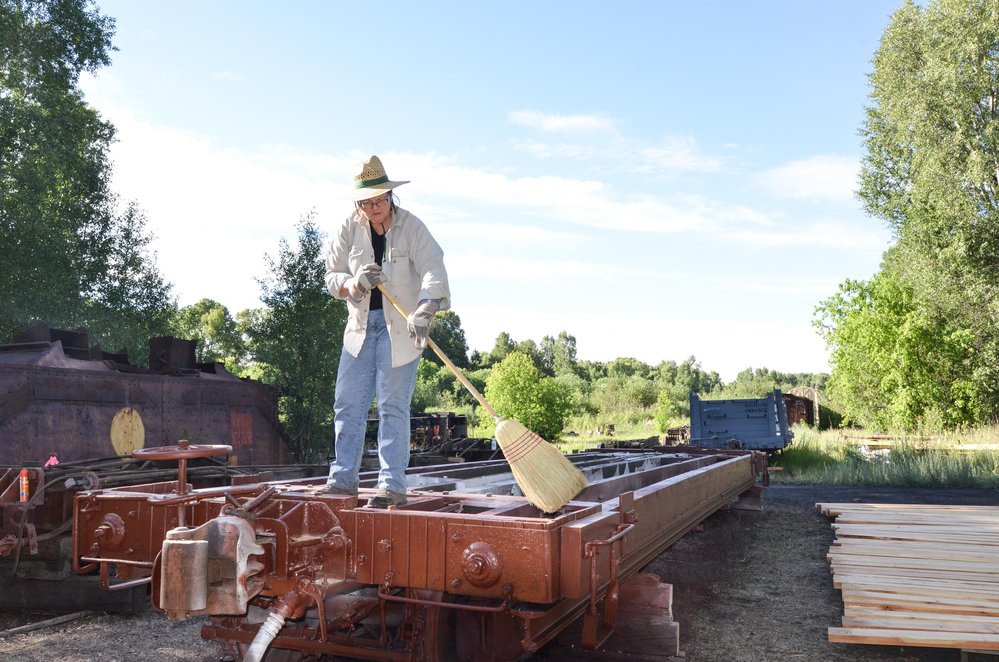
[
  {"xmin": 316, "ymin": 483, "xmax": 357, "ymax": 496},
  {"xmin": 368, "ymin": 488, "xmax": 407, "ymax": 508}
]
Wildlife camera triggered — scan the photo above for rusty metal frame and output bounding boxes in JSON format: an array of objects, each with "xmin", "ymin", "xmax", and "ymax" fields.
[{"xmin": 71, "ymin": 447, "xmax": 765, "ymax": 660}]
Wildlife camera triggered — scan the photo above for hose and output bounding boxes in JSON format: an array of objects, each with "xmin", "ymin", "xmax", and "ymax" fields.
[
  {"xmin": 243, "ymin": 588, "xmax": 307, "ymax": 662},
  {"xmin": 243, "ymin": 610, "xmax": 286, "ymax": 662}
]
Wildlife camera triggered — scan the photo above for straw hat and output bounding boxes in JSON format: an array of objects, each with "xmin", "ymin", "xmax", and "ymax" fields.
[{"xmin": 352, "ymin": 155, "xmax": 409, "ymax": 201}]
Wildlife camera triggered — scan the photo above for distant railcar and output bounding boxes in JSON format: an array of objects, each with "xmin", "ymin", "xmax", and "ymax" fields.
[
  {"xmin": 785, "ymin": 386, "xmax": 822, "ymax": 427},
  {"xmin": 688, "ymin": 389, "xmax": 793, "ymax": 451},
  {"xmin": 783, "ymin": 393, "xmax": 814, "ymax": 427}
]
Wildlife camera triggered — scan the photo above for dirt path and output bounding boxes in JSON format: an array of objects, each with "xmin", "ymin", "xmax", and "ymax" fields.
[{"xmin": 1, "ymin": 484, "xmax": 995, "ymax": 661}]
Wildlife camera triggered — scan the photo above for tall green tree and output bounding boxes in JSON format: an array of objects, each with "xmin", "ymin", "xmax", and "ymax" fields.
[
  {"xmin": 577, "ymin": 359, "xmax": 608, "ymax": 382},
  {"xmin": 540, "ymin": 331, "xmax": 579, "ymax": 378},
  {"xmin": 820, "ymin": 0, "xmax": 999, "ymax": 430},
  {"xmin": 473, "ymin": 331, "xmax": 549, "ymax": 373},
  {"xmin": 244, "ymin": 214, "xmax": 347, "ymax": 462},
  {"xmin": 653, "ymin": 356, "xmax": 722, "ymax": 430},
  {"xmin": 484, "ymin": 351, "xmax": 573, "ymax": 441},
  {"xmin": 412, "ymin": 358, "xmax": 451, "ymax": 412},
  {"xmin": 719, "ymin": 366, "xmax": 825, "ymax": 400},
  {"xmin": 175, "ymin": 298, "xmax": 246, "ymax": 367},
  {"xmin": 816, "ymin": 268, "xmax": 980, "ymax": 431},
  {"xmin": 590, "ymin": 375, "xmax": 657, "ymax": 417},
  {"xmin": 513, "ymin": 338, "xmax": 545, "ymax": 372},
  {"xmin": 605, "ymin": 357, "xmax": 652, "ymax": 379},
  {"xmin": 474, "ymin": 331, "xmax": 514, "ymax": 368},
  {"xmin": 1, "ymin": 0, "xmax": 174, "ymax": 361},
  {"xmin": 425, "ymin": 309, "xmax": 469, "ymax": 369}
]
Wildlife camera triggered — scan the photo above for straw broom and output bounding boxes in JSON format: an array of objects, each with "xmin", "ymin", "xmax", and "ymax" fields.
[{"xmin": 377, "ymin": 284, "xmax": 587, "ymax": 512}]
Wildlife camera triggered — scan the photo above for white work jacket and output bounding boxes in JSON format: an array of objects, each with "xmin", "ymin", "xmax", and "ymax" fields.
[{"xmin": 325, "ymin": 207, "xmax": 450, "ymax": 367}]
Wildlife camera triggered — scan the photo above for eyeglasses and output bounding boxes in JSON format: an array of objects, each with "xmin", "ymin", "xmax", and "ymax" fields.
[{"xmin": 358, "ymin": 196, "xmax": 390, "ymax": 210}]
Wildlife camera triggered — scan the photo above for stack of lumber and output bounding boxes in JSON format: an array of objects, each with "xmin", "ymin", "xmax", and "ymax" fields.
[{"xmin": 818, "ymin": 502, "xmax": 999, "ymax": 651}]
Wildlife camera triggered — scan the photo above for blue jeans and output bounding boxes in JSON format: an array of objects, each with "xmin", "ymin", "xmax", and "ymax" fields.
[{"xmin": 327, "ymin": 309, "xmax": 419, "ymax": 494}]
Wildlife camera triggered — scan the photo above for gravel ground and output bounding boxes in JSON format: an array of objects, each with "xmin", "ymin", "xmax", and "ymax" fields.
[{"xmin": 1, "ymin": 483, "xmax": 996, "ymax": 661}]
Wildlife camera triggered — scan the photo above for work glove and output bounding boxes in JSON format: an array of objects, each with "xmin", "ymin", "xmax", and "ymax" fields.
[
  {"xmin": 407, "ymin": 299, "xmax": 441, "ymax": 349},
  {"xmin": 346, "ymin": 263, "xmax": 386, "ymax": 303}
]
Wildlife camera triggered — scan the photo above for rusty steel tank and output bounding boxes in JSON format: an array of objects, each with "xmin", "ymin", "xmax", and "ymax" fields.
[{"xmin": 0, "ymin": 322, "xmax": 291, "ymax": 467}]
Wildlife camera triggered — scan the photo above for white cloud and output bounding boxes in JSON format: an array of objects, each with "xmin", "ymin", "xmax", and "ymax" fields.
[
  {"xmin": 510, "ymin": 139, "xmax": 597, "ymax": 160},
  {"xmin": 727, "ymin": 217, "xmax": 889, "ymax": 251},
  {"xmin": 389, "ymin": 157, "xmax": 874, "ymax": 248},
  {"xmin": 512, "ymin": 133, "xmax": 723, "ymax": 173},
  {"xmin": 508, "ymin": 110, "xmax": 615, "ymax": 132},
  {"xmin": 446, "ymin": 251, "xmax": 673, "ymax": 284},
  {"xmin": 437, "ymin": 221, "xmax": 590, "ymax": 247},
  {"xmin": 756, "ymin": 155, "xmax": 860, "ymax": 202},
  {"xmin": 636, "ymin": 136, "xmax": 724, "ymax": 173}
]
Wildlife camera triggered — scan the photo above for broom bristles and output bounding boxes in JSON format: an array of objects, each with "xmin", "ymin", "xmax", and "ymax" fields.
[{"xmin": 495, "ymin": 419, "xmax": 587, "ymax": 512}]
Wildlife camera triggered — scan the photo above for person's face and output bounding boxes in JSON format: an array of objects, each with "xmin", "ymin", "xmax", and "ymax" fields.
[{"xmin": 358, "ymin": 193, "xmax": 391, "ymax": 225}]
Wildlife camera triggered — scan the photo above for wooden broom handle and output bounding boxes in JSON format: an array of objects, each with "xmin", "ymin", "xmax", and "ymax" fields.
[{"xmin": 376, "ymin": 284, "xmax": 499, "ymax": 419}]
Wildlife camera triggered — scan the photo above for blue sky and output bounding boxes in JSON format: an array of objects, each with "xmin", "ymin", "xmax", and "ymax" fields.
[{"xmin": 82, "ymin": 1, "xmax": 901, "ymax": 381}]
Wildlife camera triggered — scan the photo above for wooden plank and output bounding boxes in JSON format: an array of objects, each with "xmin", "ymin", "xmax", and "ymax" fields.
[
  {"xmin": 828, "ymin": 627, "xmax": 999, "ymax": 650},
  {"xmin": 831, "ymin": 524, "xmax": 999, "ymax": 544},
  {"xmin": 824, "ymin": 500, "xmax": 999, "ymax": 653},
  {"xmin": 835, "ymin": 573, "xmax": 999, "ymax": 592},
  {"xmin": 833, "ymin": 514, "xmax": 999, "ymax": 528},
  {"xmin": 830, "ymin": 563, "xmax": 998, "ymax": 585},
  {"xmin": 831, "ymin": 518, "xmax": 999, "ymax": 530},
  {"xmin": 823, "ymin": 507, "xmax": 999, "ymax": 516},
  {"xmin": 842, "ymin": 589, "xmax": 999, "ymax": 616},
  {"xmin": 840, "ymin": 581, "xmax": 999, "ymax": 600},
  {"xmin": 829, "ymin": 541, "xmax": 999, "ymax": 563},
  {"xmin": 841, "ymin": 601, "xmax": 999, "ymax": 619},
  {"xmin": 815, "ymin": 503, "xmax": 999, "ymax": 516},
  {"xmin": 844, "ymin": 607, "xmax": 999, "ymax": 626},
  {"xmin": 834, "ymin": 531, "xmax": 999, "ymax": 544},
  {"xmin": 841, "ymin": 615, "xmax": 999, "ymax": 634},
  {"xmin": 829, "ymin": 554, "xmax": 999, "ymax": 575},
  {"xmin": 820, "ymin": 504, "xmax": 999, "ymax": 516},
  {"xmin": 832, "ymin": 537, "xmax": 999, "ymax": 553}
]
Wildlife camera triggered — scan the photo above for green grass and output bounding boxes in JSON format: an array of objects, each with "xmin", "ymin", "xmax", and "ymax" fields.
[
  {"xmin": 556, "ymin": 413, "xmax": 666, "ymax": 453},
  {"xmin": 771, "ymin": 425, "xmax": 999, "ymax": 488},
  {"xmin": 556, "ymin": 420, "xmax": 660, "ymax": 453},
  {"xmin": 552, "ymin": 421, "xmax": 999, "ymax": 489}
]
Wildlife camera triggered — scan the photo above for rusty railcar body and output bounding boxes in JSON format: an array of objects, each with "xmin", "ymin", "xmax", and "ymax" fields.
[
  {"xmin": 785, "ymin": 386, "xmax": 820, "ymax": 428},
  {"xmin": 71, "ymin": 444, "xmax": 767, "ymax": 660},
  {"xmin": 0, "ymin": 324, "xmax": 305, "ymax": 609},
  {"xmin": 0, "ymin": 324, "xmax": 291, "ymax": 467}
]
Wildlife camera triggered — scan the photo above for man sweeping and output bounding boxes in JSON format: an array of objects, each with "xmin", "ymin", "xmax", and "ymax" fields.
[{"xmin": 320, "ymin": 155, "xmax": 450, "ymax": 508}]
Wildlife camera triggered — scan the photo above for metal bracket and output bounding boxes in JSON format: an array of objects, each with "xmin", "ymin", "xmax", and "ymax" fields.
[{"xmin": 582, "ymin": 491, "xmax": 637, "ymax": 650}]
